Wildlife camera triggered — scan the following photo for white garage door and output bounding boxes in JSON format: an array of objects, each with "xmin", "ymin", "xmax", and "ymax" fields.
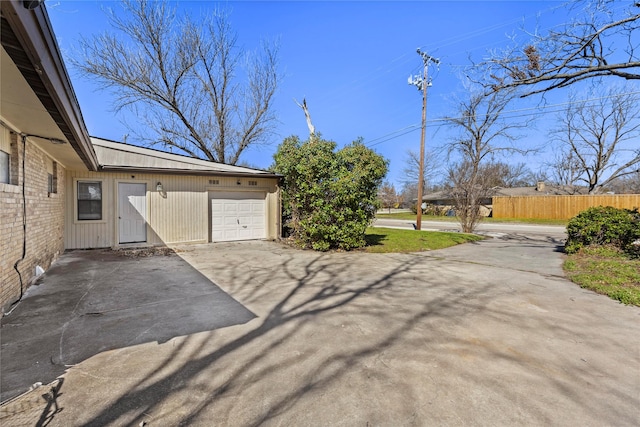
[{"xmin": 211, "ymin": 192, "xmax": 266, "ymax": 242}]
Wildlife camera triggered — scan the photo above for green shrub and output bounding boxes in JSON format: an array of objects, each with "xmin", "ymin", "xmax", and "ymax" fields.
[
  {"xmin": 273, "ymin": 135, "xmax": 388, "ymax": 251},
  {"xmin": 625, "ymin": 209, "xmax": 640, "ymax": 258},
  {"xmin": 423, "ymin": 204, "xmax": 449, "ymax": 216},
  {"xmin": 410, "ymin": 203, "xmax": 448, "ymax": 216},
  {"xmin": 565, "ymin": 206, "xmax": 640, "ymax": 256}
]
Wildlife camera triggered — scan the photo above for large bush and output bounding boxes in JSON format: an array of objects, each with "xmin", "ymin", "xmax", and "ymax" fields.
[
  {"xmin": 273, "ymin": 135, "xmax": 388, "ymax": 251},
  {"xmin": 565, "ymin": 206, "xmax": 640, "ymax": 256}
]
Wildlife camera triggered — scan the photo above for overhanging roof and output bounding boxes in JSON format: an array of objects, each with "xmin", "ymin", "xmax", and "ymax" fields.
[
  {"xmin": 0, "ymin": 1, "xmax": 98, "ymax": 170},
  {"xmin": 92, "ymin": 137, "xmax": 281, "ymax": 178}
]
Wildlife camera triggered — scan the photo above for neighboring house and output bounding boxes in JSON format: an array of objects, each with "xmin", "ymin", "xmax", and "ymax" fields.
[
  {"xmin": 421, "ymin": 182, "xmax": 587, "ymax": 215},
  {"xmin": 0, "ymin": 1, "xmax": 281, "ymax": 313}
]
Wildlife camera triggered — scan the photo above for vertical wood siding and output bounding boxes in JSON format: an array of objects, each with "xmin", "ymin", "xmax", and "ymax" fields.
[
  {"xmin": 492, "ymin": 194, "xmax": 640, "ymax": 220},
  {"xmin": 65, "ymin": 171, "xmax": 279, "ymax": 249}
]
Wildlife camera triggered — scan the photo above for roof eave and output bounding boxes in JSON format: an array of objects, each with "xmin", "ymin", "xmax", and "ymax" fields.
[
  {"xmin": 1, "ymin": 1, "xmax": 98, "ymax": 170},
  {"xmin": 98, "ymin": 165, "xmax": 282, "ymax": 179}
]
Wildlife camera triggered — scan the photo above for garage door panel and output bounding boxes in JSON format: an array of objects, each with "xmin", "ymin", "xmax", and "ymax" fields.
[
  {"xmin": 224, "ymin": 229, "xmax": 239, "ymax": 240},
  {"xmin": 224, "ymin": 216, "xmax": 239, "ymax": 226},
  {"xmin": 210, "ymin": 192, "xmax": 266, "ymax": 242},
  {"xmin": 238, "ymin": 228, "xmax": 253, "ymax": 239}
]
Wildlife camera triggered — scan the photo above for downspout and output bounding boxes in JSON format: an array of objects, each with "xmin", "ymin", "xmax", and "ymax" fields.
[{"xmin": 8, "ymin": 134, "xmax": 27, "ymax": 313}]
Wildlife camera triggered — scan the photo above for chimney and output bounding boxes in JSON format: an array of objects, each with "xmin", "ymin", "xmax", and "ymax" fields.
[{"xmin": 536, "ymin": 181, "xmax": 546, "ymax": 192}]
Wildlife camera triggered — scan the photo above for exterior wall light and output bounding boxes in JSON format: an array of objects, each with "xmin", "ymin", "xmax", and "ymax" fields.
[{"xmin": 156, "ymin": 182, "xmax": 163, "ymax": 192}]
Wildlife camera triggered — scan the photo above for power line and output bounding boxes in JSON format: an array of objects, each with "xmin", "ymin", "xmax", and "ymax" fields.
[
  {"xmin": 367, "ymin": 127, "xmax": 421, "ymax": 148},
  {"xmin": 366, "ymin": 124, "xmax": 422, "ymax": 146},
  {"xmin": 313, "ymin": 4, "xmax": 564, "ymax": 109},
  {"xmin": 432, "ymin": 90, "xmax": 640, "ymax": 123},
  {"xmin": 366, "ymin": 90, "xmax": 640, "ymax": 147}
]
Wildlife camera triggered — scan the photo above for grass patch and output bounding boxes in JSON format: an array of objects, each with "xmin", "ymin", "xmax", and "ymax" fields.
[
  {"xmin": 364, "ymin": 227, "xmax": 483, "ymax": 253},
  {"xmin": 564, "ymin": 245, "xmax": 640, "ymax": 306},
  {"xmin": 376, "ymin": 212, "xmax": 568, "ymax": 226}
]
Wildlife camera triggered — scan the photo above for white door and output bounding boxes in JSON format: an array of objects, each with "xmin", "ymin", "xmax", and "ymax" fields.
[
  {"xmin": 211, "ymin": 192, "xmax": 266, "ymax": 242},
  {"xmin": 119, "ymin": 183, "xmax": 147, "ymax": 244}
]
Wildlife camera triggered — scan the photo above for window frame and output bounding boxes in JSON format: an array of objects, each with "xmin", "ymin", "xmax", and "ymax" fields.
[
  {"xmin": 0, "ymin": 126, "xmax": 16, "ymax": 188},
  {"xmin": 75, "ymin": 179, "xmax": 105, "ymax": 222},
  {"xmin": 0, "ymin": 149, "xmax": 9, "ymax": 185},
  {"xmin": 47, "ymin": 160, "xmax": 58, "ymax": 196}
]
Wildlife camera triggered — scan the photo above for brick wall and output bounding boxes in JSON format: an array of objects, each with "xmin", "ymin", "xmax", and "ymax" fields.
[{"xmin": 1, "ymin": 134, "xmax": 65, "ymax": 313}]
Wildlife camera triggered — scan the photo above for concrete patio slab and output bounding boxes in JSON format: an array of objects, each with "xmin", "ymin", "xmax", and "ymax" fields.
[
  {"xmin": 1, "ymin": 248, "xmax": 255, "ymax": 403},
  {"xmin": 1, "ymin": 236, "xmax": 639, "ymax": 426}
]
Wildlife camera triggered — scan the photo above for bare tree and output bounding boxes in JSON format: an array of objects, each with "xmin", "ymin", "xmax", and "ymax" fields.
[
  {"xmin": 74, "ymin": 0, "xmax": 281, "ymax": 164},
  {"xmin": 443, "ymin": 161, "xmax": 533, "ymax": 232},
  {"xmin": 545, "ymin": 149, "xmax": 585, "ymax": 194},
  {"xmin": 444, "ymin": 88, "xmax": 533, "ymax": 232},
  {"xmin": 377, "ymin": 181, "xmax": 399, "ymax": 213},
  {"xmin": 446, "ymin": 161, "xmax": 497, "ymax": 233},
  {"xmin": 608, "ymin": 171, "xmax": 640, "ymax": 194},
  {"xmin": 482, "ymin": 0, "xmax": 640, "ymax": 96},
  {"xmin": 480, "ymin": 161, "xmax": 533, "ymax": 187},
  {"xmin": 549, "ymin": 87, "xmax": 640, "ymax": 193},
  {"xmin": 401, "ymin": 149, "xmax": 441, "ymax": 192},
  {"xmin": 398, "ymin": 182, "xmax": 418, "ymax": 210}
]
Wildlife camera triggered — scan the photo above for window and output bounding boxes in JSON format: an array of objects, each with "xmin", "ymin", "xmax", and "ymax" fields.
[
  {"xmin": 0, "ymin": 150, "xmax": 9, "ymax": 184},
  {"xmin": 77, "ymin": 181, "xmax": 102, "ymax": 220},
  {"xmin": 0, "ymin": 126, "xmax": 11, "ymax": 184},
  {"xmin": 248, "ymin": 180, "xmax": 258, "ymax": 186},
  {"xmin": 47, "ymin": 160, "xmax": 58, "ymax": 194}
]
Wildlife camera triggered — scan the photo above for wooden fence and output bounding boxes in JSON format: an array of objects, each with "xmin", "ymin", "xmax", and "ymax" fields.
[{"xmin": 492, "ymin": 194, "xmax": 640, "ymax": 220}]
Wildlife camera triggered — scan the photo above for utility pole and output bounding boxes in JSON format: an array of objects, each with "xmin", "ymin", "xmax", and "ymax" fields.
[{"xmin": 408, "ymin": 48, "xmax": 439, "ymax": 231}]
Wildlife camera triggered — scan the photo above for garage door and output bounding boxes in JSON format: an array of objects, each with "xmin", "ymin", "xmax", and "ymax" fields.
[{"xmin": 211, "ymin": 192, "xmax": 266, "ymax": 242}]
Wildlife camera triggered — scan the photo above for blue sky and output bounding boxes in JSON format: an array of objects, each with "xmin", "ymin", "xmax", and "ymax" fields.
[{"xmin": 47, "ymin": 1, "xmax": 627, "ymax": 187}]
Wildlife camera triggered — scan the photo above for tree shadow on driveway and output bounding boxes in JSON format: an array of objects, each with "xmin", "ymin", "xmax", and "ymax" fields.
[
  {"xmin": 77, "ymin": 251, "xmax": 453, "ymax": 426},
  {"xmin": 61, "ymin": 240, "xmax": 639, "ymax": 426},
  {"xmin": 3, "ymin": 240, "xmax": 638, "ymax": 426}
]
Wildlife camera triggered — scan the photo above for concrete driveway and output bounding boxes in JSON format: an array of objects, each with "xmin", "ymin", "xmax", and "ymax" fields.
[
  {"xmin": 1, "ymin": 249, "xmax": 255, "ymax": 402},
  {"xmin": 1, "ymin": 234, "xmax": 639, "ymax": 426}
]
